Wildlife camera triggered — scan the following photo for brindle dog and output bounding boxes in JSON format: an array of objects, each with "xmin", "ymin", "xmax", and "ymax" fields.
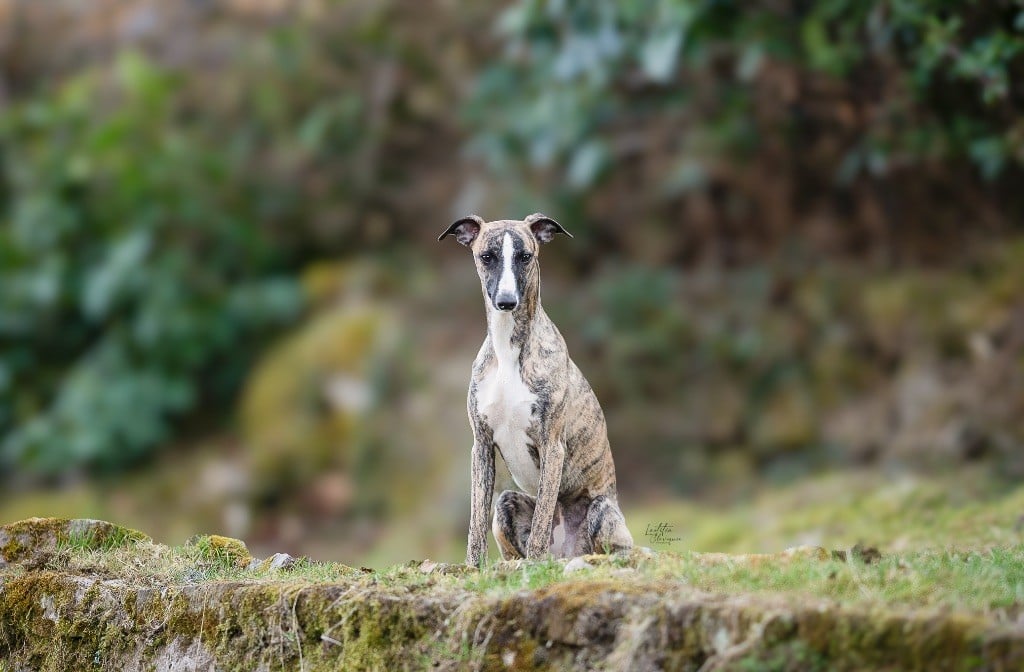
[{"xmin": 439, "ymin": 213, "xmax": 633, "ymax": 566}]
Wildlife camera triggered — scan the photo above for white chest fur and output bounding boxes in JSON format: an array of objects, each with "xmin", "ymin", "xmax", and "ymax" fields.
[{"xmin": 477, "ymin": 314, "xmax": 540, "ymax": 495}]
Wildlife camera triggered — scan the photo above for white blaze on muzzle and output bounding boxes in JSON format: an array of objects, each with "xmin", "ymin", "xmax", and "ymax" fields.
[{"xmin": 495, "ymin": 232, "xmax": 518, "ymax": 308}]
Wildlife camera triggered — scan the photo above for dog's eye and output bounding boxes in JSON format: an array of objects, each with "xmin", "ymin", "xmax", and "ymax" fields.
[
  {"xmin": 517, "ymin": 252, "xmax": 533, "ymax": 263},
  {"xmin": 479, "ymin": 253, "xmax": 495, "ymax": 264}
]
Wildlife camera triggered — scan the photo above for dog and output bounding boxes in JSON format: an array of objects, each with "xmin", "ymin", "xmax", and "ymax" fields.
[{"xmin": 439, "ymin": 213, "xmax": 633, "ymax": 566}]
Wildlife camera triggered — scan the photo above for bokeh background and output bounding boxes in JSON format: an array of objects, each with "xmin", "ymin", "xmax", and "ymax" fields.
[{"xmin": 1, "ymin": 0, "xmax": 1023, "ymax": 566}]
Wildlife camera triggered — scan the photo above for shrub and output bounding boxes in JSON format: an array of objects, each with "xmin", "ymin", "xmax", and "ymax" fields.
[
  {"xmin": 0, "ymin": 54, "xmax": 303, "ymax": 475},
  {"xmin": 467, "ymin": 0, "xmax": 1024, "ymax": 261}
]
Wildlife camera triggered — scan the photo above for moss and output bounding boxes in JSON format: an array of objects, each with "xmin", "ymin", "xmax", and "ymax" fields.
[
  {"xmin": 3, "ymin": 518, "xmax": 1024, "ymax": 670},
  {"xmin": 0, "ymin": 518, "xmax": 149, "ymax": 569},
  {"xmin": 185, "ymin": 534, "xmax": 253, "ymax": 569},
  {"xmin": 1, "ymin": 518, "xmax": 74, "ymax": 565},
  {"xmin": 2, "ymin": 568, "xmax": 1022, "ymax": 671},
  {"xmin": 239, "ymin": 304, "xmax": 399, "ymax": 499},
  {"xmin": 0, "ymin": 572, "xmax": 99, "ymax": 670},
  {"xmin": 734, "ymin": 640, "xmax": 830, "ymax": 672}
]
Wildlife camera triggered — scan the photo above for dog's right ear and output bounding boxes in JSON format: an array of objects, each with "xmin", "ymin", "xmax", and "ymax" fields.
[{"xmin": 438, "ymin": 215, "xmax": 485, "ymax": 246}]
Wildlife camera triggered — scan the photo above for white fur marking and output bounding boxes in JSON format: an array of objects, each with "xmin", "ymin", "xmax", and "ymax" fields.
[
  {"xmin": 550, "ymin": 507, "xmax": 566, "ymax": 555},
  {"xmin": 497, "ymin": 232, "xmax": 517, "ymax": 299},
  {"xmin": 478, "ymin": 311, "xmax": 539, "ymax": 494}
]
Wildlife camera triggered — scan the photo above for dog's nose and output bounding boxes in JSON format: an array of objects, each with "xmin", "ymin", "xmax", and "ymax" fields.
[{"xmin": 495, "ymin": 298, "xmax": 518, "ymax": 311}]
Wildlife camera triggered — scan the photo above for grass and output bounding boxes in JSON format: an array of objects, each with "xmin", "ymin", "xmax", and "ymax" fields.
[
  {"xmin": 654, "ymin": 546, "xmax": 1024, "ymax": 617},
  {"xmin": 460, "ymin": 557, "xmax": 567, "ymax": 593},
  {"xmin": 32, "ymin": 531, "xmax": 1024, "ymax": 625},
  {"xmin": 363, "ymin": 466, "xmax": 1024, "ymax": 566},
  {"xmin": 5, "ymin": 469, "xmax": 1023, "ymax": 671},
  {"xmin": 626, "ymin": 467, "xmax": 1024, "ymax": 554},
  {"xmin": 56, "ymin": 523, "xmax": 145, "ymax": 554},
  {"xmin": 43, "ymin": 538, "xmax": 362, "ymax": 587},
  {"xmin": 8, "ymin": 533, "xmax": 1020, "ymax": 671},
  {"xmin": 8, "ymin": 467, "xmax": 1023, "ymax": 626}
]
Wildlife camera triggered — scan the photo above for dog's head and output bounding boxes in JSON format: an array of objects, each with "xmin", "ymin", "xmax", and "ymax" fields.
[{"xmin": 439, "ymin": 213, "xmax": 571, "ymax": 312}]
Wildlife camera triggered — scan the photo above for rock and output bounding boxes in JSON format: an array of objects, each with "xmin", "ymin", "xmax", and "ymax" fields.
[
  {"xmin": 419, "ymin": 560, "xmax": 474, "ymax": 576},
  {"xmin": 2, "ymin": 566, "xmax": 1021, "ymax": 671},
  {"xmin": 185, "ymin": 534, "xmax": 253, "ymax": 569},
  {"xmin": 260, "ymin": 552, "xmax": 297, "ymax": 571},
  {"xmin": 0, "ymin": 518, "xmax": 150, "ymax": 569},
  {"xmin": 239, "ymin": 303, "xmax": 400, "ymax": 505},
  {"xmin": 0, "ymin": 519, "xmax": 1021, "ymax": 671},
  {"xmin": 564, "ymin": 557, "xmax": 594, "ymax": 574}
]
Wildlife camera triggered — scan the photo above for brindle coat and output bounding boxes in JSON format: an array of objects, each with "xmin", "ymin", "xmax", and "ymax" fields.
[{"xmin": 439, "ymin": 213, "xmax": 633, "ymax": 566}]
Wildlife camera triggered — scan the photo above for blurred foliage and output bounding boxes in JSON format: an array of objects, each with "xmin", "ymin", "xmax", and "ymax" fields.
[
  {"xmin": 569, "ymin": 241, "xmax": 1024, "ymax": 488},
  {"xmin": 468, "ymin": 0, "xmax": 1024, "ymax": 261},
  {"xmin": 1, "ymin": 0, "xmax": 1023, "ymax": 533},
  {"xmin": 0, "ymin": 0, "xmax": 494, "ymax": 477},
  {"xmin": 0, "ymin": 53, "xmax": 304, "ymax": 475},
  {"xmin": 241, "ymin": 298, "xmax": 398, "ymax": 504}
]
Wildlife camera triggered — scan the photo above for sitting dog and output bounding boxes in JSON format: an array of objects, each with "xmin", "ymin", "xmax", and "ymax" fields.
[{"xmin": 439, "ymin": 213, "xmax": 633, "ymax": 565}]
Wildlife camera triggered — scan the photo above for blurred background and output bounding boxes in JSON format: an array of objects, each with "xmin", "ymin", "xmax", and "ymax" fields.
[{"xmin": 1, "ymin": 0, "xmax": 1023, "ymax": 566}]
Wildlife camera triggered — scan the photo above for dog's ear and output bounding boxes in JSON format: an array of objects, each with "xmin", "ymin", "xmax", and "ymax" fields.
[
  {"xmin": 526, "ymin": 213, "xmax": 572, "ymax": 244},
  {"xmin": 438, "ymin": 215, "xmax": 484, "ymax": 246}
]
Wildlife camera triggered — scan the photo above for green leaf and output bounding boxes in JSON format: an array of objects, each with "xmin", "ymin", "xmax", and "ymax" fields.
[
  {"xmin": 82, "ymin": 230, "xmax": 153, "ymax": 321},
  {"xmin": 640, "ymin": 26, "xmax": 682, "ymax": 82},
  {"xmin": 566, "ymin": 140, "xmax": 609, "ymax": 189},
  {"xmin": 969, "ymin": 136, "xmax": 1006, "ymax": 180}
]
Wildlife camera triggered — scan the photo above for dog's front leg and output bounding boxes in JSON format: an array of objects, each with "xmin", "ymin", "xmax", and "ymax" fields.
[
  {"xmin": 526, "ymin": 441, "xmax": 565, "ymax": 559},
  {"xmin": 467, "ymin": 434, "xmax": 495, "ymax": 568}
]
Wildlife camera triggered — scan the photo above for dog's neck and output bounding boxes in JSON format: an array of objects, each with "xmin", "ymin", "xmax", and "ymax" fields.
[{"xmin": 485, "ymin": 287, "xmax": 541, "ymax": 369}]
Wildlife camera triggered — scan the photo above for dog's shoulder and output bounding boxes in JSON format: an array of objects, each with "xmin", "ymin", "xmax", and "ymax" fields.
[{"xmin": 520, "ymin": 311, "xmax": 568, "ymax": 374}]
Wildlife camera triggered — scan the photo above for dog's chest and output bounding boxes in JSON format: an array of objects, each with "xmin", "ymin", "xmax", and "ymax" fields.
[{"xmin": 476, "ymin": 346, "xmax": 540, "ymax": 495}]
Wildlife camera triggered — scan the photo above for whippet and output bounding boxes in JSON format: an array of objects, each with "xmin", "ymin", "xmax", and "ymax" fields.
[{"xmin": 439, "ymin": 213, "xmax": 633, "ymax": 566}]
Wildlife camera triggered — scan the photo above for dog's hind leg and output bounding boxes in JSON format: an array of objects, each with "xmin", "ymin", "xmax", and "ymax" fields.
[
  {"xmin": 580, "ymin": 495, "xmax": 633, "ymax": 555},
  {"xmin": 492, "ymin": 490, "xmax": 535, "ymax": 560}
]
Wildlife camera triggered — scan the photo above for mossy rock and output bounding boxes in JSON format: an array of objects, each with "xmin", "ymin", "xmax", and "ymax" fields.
[
  {"xmin": 185, "ymin": 534, "xmax": 253, "ymax": 569},
  {"xmin": 2, "ymin": 518, "xmax": 1022, "ymax": 670},
  {"xmin": 4, "ymin": 569, "xmax": 1018, "ymax": 671},
  {"xmin": 0, "ymin": 518, "xmax": 149, "ymax": 569},
  {"xmin": 239, "ymin": 302, "xmax": 400, "ymax": 500}
]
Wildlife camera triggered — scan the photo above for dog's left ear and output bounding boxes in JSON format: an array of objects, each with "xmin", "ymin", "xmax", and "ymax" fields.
[
  {"xmin": 438, "ymin": 215, "xmax": 485, "ymax": 246},
  {"xmin": 526, "ymin": 213, "xmax": 572, "ymax": 244}
]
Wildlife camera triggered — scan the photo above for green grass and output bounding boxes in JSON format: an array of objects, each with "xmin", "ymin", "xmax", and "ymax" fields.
[
  {"xmin": 460, "ymin": 557, "xmax": 567, "ymax": 593},
  {"xmin": 12, "ymin": 468, "xmax": 1023, "ymax": 627},
  {"xmin": 652, "ymin": 546, "xmax": 1024, "ymax": 616},
  {"xmin": 35, "ymin": 533, "xmax": 1024, "ymax": 624},
  {"xmin": 361, "ymin": 467, "xmax": 1024, "ymax": 567},
  {"xmin": 626, "ymin": 467, "xmax": 1024, "ymax": 554},
  {"xmin": 56, "ymin": 524, "xmax": 144, "ymax": 554}
]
